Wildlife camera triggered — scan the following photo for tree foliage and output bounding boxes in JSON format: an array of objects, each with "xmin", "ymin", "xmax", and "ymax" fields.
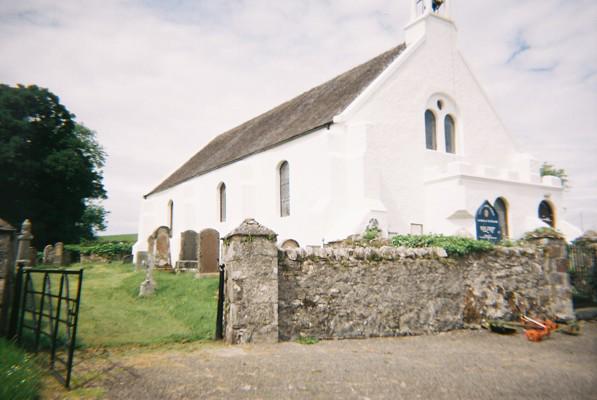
[{"xmin": 0, "ymin": 84, "xmax": 108, "ymax": 246}]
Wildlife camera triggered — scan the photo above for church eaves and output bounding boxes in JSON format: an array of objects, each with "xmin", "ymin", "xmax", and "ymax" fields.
[{"xmin": 147, "ymin": 43, "xmax": 407, "ymax": 197}]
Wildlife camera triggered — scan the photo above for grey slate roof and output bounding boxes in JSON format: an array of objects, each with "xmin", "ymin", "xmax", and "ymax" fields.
[{"xmin": 148, "ymin": 43, "xmax": 407, "ymax": 196}]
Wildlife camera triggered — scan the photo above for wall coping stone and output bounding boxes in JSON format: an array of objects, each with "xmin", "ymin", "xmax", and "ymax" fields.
[
  {"xmin": 225, "ymin": 218, "xmax": 277, "ymax": 240},
  {"xmin": 281, "ymin": 245, "xmax": 536, "ymax": 262}
]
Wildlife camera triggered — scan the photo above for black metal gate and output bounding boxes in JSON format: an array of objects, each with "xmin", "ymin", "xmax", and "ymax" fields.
[
  {"xmin": 568, "ymin": 244, "xmax": 597, "ymax": 307},
  {"xmin": 9, "ymin": 264, "xmax": 83, "ymax": 388},
  {"xmin": 215, "ymin": 264, "xmax": 225, "ymax": 340}
]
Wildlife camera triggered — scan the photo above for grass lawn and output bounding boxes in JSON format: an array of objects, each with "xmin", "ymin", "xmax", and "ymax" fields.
[
  {"xmin": 95, "ymin": 233, "xmax": 137, "ymax": 242},
  {"xmin": 76, "ymin": 263, "xmax": 218, "ymax": 347}
]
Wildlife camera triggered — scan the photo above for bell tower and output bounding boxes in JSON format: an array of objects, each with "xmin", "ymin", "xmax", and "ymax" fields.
[{"xmin": 405, "ymin": 0, "xmax": 456, "ymax": 45}]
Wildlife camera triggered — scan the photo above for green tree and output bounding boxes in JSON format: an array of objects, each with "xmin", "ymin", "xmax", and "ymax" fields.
[
  {"xmin": 0, "ymin": 84, "xmax": 108, "ymax": 246},
  {"xmin": 540, "ymin": 162, "xmax": 569, "ymax": 188}
]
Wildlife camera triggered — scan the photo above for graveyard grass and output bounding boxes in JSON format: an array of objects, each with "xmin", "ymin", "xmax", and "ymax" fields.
[{"xmin": 76, "ymin": 263, "xmax": 219, "ymax": 347}]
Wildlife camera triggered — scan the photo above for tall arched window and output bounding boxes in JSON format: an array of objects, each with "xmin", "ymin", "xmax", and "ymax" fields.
[
  {"xmin": 538, "ymin": 200, "xmax": 554, "ymax": 228},
  {"xmin": 218, "ymin": 183, "xmax": 226, "ymax": 222},
  {"xmin": 444, "ymin": 114, "xmax": 456, "ymax": 153},
  {"xmin": 494, "ymin": 197, "xmax": 509, "ymax": 239},
  {"xmin": 167, "ymin": 200, "xmax": 174, "ymax": 231},
  {"xmin": 279, "ymin": 161, "xmax": 290, "ymax": 217},
  {"xmin": 425, "ymin": 110, "xmax": 437, "ymax": 150}
]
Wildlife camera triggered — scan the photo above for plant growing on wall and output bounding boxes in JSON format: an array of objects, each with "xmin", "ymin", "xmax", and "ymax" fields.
[
  {"xmin": 540, "ymin": 162, "xmax": 569, "ymax": 188},
  {"xmin": 391, "ymin": 234, "xmax": 494, "ymax": 257}
]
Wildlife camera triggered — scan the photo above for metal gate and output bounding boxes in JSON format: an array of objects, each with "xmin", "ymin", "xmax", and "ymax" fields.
[
  {"xmin": 568, "ymin": 244, "xmax": 597, "ymax": 307},
  {"xmin": 215, "ymin": 264, "xmax": 225, "ymax": 340},
  {"xmin": 9, "ymin": 264, "xmax": 83, "ymax": 388}
]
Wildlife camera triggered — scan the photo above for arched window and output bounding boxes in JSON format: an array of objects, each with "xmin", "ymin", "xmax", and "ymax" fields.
[
  {"xmin": 494, "ymin": 197, "xmax": 509, "ymax": 239},
  {"xmin": 424, "ymin": 110, "xmax": 437, "ymax": 150},
  {"xmin": 218, "ymin": 183, "xmax": 226, "ymax": 222},
  {"xmin": 538, "ymin": 200, "xmax": 554, "ymax": 228},
  {"xmin": 279, "ymin": 161, "xmax": 290, "ymax": 217},
  {"xmin": 444, "ymin": 114, "xmax": 456, "ymax": 153},
  {"xmin": 167, "ymin": 200, "xmax": 174, "ymax": 231}
]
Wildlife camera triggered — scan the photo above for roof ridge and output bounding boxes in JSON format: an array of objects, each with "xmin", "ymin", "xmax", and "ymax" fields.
[{"xmin": 147, "ymin": 43, "xmax": 406, "ymax": 197}]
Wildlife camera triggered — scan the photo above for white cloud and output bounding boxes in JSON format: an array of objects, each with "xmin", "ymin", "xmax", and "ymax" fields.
[{"xmin": 1, "ymin": 0, "xmax": 595, "ymax": 234}]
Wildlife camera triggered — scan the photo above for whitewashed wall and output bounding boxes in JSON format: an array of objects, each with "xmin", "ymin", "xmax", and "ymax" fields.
[{"xmin": 134, "ymin": 12, "xmax": 580, "ymax": 263}]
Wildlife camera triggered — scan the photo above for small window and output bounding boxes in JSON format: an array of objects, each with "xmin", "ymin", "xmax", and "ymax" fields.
[
  {"xmin": 538, "ymin": 200, "xmax": 554, "ymax": 228},
  {"xmin": 425, "ymin": 110, "xmax": 437, "ymax": 150},
  {"xmin": 445, "ymin": 115, "xmax": 456, "ymax": 154},
  {"xmin": 167, "ymin": 200, "xmax": 174, "ymax": 231},
  {"xmin": 218, "ymin": 183, "xmax": 226, "ymax": 222},
  {"xmin": 279, "ymin": 161, "xmax": 290, "ymax": 217}
]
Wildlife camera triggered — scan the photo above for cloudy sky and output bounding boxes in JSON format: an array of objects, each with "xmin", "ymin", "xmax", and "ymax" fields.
[{"xmin": 1, "ymin": 0, "xmax": 596, "ymax": 234}]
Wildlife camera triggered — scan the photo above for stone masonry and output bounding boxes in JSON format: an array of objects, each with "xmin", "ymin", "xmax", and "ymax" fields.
[
  {"xmin": 0, "ymin": 218, "xmax": 16, "ymax": 336},
  {"xmin": 222, "ymin": 220, "xmax": 575, "ymax": 343},
  {"xmin": 222, "ymin": 219, "xmax": 278, "ymax": 344}
]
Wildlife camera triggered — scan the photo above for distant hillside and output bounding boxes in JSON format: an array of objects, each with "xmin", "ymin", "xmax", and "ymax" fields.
[{"xmin": 97, "ymin": 233, "xmax": 137, "ymax": 243}]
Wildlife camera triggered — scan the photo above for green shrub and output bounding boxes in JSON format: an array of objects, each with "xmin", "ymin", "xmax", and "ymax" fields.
[
  {"xmin": 391, "ymin": 234, "xmax": 494, "ymax": 257},
  {"xmin": 65, "ymin": 241, "xmax": 132, "ymax": 259},
  {"xmin": 0, "ymin": 338, "xmax": 42, "ymax": 400}
]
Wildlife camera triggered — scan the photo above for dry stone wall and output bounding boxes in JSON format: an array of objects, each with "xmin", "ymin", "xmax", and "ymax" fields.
[
  {"xmin": 222, "ymin": 220, "xmax": 574, "ymax": 344},
  {"xmin": 279, "ymin": 243, "xmax": 573, "ymax": 340}
]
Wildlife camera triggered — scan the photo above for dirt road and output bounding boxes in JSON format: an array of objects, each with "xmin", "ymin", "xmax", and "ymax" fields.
[{"xmin": 62, "ymin": 322, "xmax": 597, "ymax": 399}]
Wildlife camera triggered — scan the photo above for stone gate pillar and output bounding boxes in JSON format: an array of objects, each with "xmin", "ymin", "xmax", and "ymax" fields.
[
  {"xmin": 222, "ymin": 219, "xmax": 278, "ymax": 344},
  {"xmin": 526, "ymin": 229, "xmax": 575, "ymax": 320},
  {"xmin": 16, "ymin": 219, "xmax": 33, "ymax": 265},
  {"xmin": 0, "ymin": 219, "xmax": 16, "ymax": 336}
]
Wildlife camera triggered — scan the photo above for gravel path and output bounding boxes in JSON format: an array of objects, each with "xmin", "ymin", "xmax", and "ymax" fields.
[{"xmin": 79, "ymin": 322, "xmax": 597, "ymax": 400}]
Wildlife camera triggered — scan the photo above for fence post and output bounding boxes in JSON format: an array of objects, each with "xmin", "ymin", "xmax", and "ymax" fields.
[{"xmin": 222, "ymin": 219, "xmax": 278, "ymax": 344}]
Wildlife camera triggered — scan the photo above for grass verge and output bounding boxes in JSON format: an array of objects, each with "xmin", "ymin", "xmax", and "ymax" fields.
[
  {"xmin": 76, "ymin": 263, "xmax": 219, "ymax": 347},
  {"xmin": 0, "ymin": 338, "xmax": 42, "ymax": 400}
]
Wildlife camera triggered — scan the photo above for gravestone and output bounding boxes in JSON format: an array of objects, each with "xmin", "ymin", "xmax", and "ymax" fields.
[
  {"xmin": 53, "ymin": 242, "xmax": 65, "ymax": 266},
  {"xmin": 281, "ymin": 239, "xmax": 300, "ymax": 249},
  {"xmin": 43, "ymin": 245, "xmax": 54, "ymax": 264},
  {"xmin": 199, "ymin": 229, "xmax": 220, "ymax": 274},
  {"xmin": 176, "ymin": 230, "xmax": 199, "ymax": 271},
  {"xmin": 155, "ymin": 227, "xmax": 171, "ymax": 267}
]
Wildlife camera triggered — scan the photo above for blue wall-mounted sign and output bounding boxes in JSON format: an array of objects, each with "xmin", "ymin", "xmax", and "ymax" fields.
[{"xmin": 475, "ymin": 201, "xmax": 501, "ymax": 242}]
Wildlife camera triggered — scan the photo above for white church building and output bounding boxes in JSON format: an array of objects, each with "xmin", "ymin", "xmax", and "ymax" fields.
[{"xmin": 133, "ymin": 0, "xmax": 580, "ymax": 264}]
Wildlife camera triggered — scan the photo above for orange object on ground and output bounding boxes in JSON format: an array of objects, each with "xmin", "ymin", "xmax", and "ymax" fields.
[{"xmin": 521, "ymin": 317, "xmax": 558, "ymax": 342}]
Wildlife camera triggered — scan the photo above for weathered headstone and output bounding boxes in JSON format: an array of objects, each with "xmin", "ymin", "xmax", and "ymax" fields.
[
  {"xmin": 175, "ymin": 230, "xmax": 199, "ymax": 272},
  {"xmin": 155, "ymin": 227, "xmax": 171, "ymax": 267},
  {"xmin": 43, "ymin": 245, "xmax": 54, "ymax": 265},
  {"xmin": 53, "ymin": 242, "xmax": 65, "ymax": 266},
  {"xmin": 139, "ymin": 254, "xmax": 157, "ymax": 297},
  {"xmin": 199, "ymin": 228, "xmax": 220, "ymax": 275},
  {"xmin": 281, "ymin": 239, "xmax": 300, "ymax": 249},
  {"xmin": 180, "ymin": 230, "xmax": 198, "ymax": 261},
  {"xmin": 147, "ymin": 226, "xmax": 171, "ymax": 268}
]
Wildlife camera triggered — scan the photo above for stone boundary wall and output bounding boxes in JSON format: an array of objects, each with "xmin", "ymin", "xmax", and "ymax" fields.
[
  {"xmin": 279, "ymin": 243, "xmax": 573, "ymax": 340},
  {"xmin": 222, "ymin": 219, "xmax": 574, "ymax": 344}
]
